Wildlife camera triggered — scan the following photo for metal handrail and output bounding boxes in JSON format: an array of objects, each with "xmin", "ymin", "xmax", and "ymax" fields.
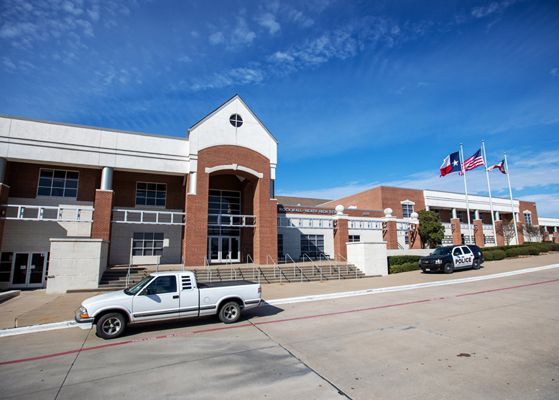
[
  {"xmin": 336, "ymin": 253, "xmax": 358, "ymax": 279},
  {"xmin": 204, "ymin": 256, "xmax": 212, "ymax": 282},
  {"xmin": 319, "ymin": 252, "xmax": 340, "ymax": 280},
  {"xmin": 302, "ymin": 254, "xmax": 324, "ymax": 281},
  {"xmin": 284, "ymin": 254, "xmax": 305, "ymax": 283},
  {"xmin": 267, "ymin": 254, "xmax": 279, "ymax": 283},
  {"xmin": 247, "ymin": 254, "xmax": 258, "ymax": 282},
  {"xmin": 226, "ymin": 256, "xmax": 236, "ymax": 280},
  {"xmin": 267, "ymin": 255, "xmax": 289, "ymax": 284}
]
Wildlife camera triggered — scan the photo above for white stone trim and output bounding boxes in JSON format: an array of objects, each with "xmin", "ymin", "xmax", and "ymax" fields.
[{"xmin": 205, "ymin": 164, "xmax": 263, "ymax": 179}]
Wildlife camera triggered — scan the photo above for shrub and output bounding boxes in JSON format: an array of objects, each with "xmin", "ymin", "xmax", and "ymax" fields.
[
  {"xmin": 549, "ymin": 243, "xmax": 559, "ymax": 251},
  {"xmin": 484, "ymin": 250, "xmax": 506, "ymax": 261},
  {"xmin": 388, "ymin": 255, "xmax": 422, "ymax": 267},
  {"xmin": 527, "ymin": 246, "xmax": 541, "ymax": 255},
  {"xmin": 389, "ymin": 262, "xmax": 421, "ymax": 274}
]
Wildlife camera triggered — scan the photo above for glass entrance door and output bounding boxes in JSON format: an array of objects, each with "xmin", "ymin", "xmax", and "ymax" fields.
[
  {"xmin": 11, "ymin": 253, "xmax": 47, "ymax": 288},
  {"xmin": 208, "ymin": 237, "xmax": 240, "ymax": 263}
]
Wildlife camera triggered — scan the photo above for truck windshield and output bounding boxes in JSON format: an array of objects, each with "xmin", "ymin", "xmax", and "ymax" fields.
[
  {"xmin": 432, "ymin": 247, "xmax": 452, "ymax": 255},
  {"xmin": 124, "ymin": 275, "xmax": 153, "ymax": 295}
]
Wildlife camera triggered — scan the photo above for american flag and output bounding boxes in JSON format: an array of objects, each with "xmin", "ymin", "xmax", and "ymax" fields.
[{"xmin": 462, "ymin": 148, "xmax": 484, "ymax": 172}]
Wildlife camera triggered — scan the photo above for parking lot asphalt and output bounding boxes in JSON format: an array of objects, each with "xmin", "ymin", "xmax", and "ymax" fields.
[
  {"xmin": 1, "ymin": 254, "xmax": 558, "ymax": 399},
  {"xmin": 1, "ymin": 253, "xmax": 558, "ymax": 333}
]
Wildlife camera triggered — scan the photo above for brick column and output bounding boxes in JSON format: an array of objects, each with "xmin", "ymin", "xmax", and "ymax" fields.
[
  {"xmin": 91, "ymin": 190, "xmax": 114, "ymax": 241},
  {"xmin": 473, "ymin": 219, "xmax": 484, "ymax": 246},
  {"xmin": 253, "ymin": 177, "xmax": 277, "ymax": 265},
  {"xmin": 333, "ymin": 215, "xmax": 349, "ymax": 260},
  {"xmin": 494, "ymin": 220, "xmax": 505, "ymax": 246},
  {"xmin": 383, "ymin": 219, "xmax": 398, "ymax": 250},
  {"xmin": 183, "ymin": 173, "xmax": 209, "ymax": 266},
  {"xmin": 543, "ymin": 231, "xmax": 550, "ymax": 242},
  {"xmin": 553, "ymin": 232, "xmax": 559, "ymax": 243},
  {"xmin": 451, "ymin": 218, "xmax": 462, "ymax": 245},
  {"xmin": 0, "ymin": 184, "xmax": 10, "ymax": 252},
  {"xmin": 408, "ymin": 218, "xmax": 422, "ymax": 249},
  {"xmin": 516, "ymin": 222, "xmax": 525, "ymax": 245}
]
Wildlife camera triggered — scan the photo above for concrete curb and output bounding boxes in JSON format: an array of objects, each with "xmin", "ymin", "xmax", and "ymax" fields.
[
  {"xmin": 0, "ymin": 321, "xmax": 79, "ymax": 338},
  {"xmin": 0, "ymin": 290, "xmax": 21, "ymax": 303},
  {"xmin": 2, "ymin": 263, "xmax": 558, "ymax": 338},
  {"xmin": 264, "ymin": 264, "xmax": 559, "ymax": 306}
]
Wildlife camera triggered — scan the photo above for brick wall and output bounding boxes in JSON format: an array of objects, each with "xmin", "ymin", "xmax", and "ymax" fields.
[
  {"xmin": 183, "ymin": 145, "xmax": 277, "ymax": 266},
  {"xmin": 4, "ymin": 161, "xmax": 100, "ymax": 201},
  {"xmin": 321, "ymin": 186, "xmax": 425, "ymax": 218},
  {"xmin": 112, "ymin": 171, "xmax": 185, "ymax": 209},
  {"xmin": 518, "ymin": 201, "xmax": 539, "ymax": 225}
]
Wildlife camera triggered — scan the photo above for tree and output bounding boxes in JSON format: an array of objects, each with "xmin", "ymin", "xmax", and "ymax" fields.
[
  {"xmin": 495, "ymin": 220, "xmax": 517, "ymax": 245},
  {"xmin": 417, "ymin": 210, "xmax": 445, "ymax": 249},
  {"xmin": 523, "ymin": 224, "xmax": 544, "ymax": 243}
]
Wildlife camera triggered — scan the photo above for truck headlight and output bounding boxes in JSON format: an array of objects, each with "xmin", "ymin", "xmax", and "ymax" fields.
[
  {"xmin": 79, "ymin": 306, "xmax": 89, "ymax": 318},
  {"xmin": 435, "ymin": 259, "xmax": 442, "ymax": 265}
]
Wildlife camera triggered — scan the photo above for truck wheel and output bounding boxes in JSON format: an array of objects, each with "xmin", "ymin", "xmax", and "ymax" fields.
[
  {"xmin": 219, "ymin": 301, "xmax": 241, "ymax": 324},
  {"xmin": 96, "ymin": 312, "xmax": 126, "ymax": 339},
  {"xmin": 444, "ymin": 263, "xmax": 454, "ymax": 274},
  {"xmin": 473, "ymin": 259, "xmax": 480, "ymax": 270}
]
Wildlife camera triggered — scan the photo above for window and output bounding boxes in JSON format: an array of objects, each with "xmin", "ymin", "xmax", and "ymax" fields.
[
  {"xmin": 132, "ymin": 233, "xmax": 164, "ymax": 256},
  {"xmin": 229, "ymin": 114, "xmax": 243, "ymax": 127},
  {"xmin": 458, "ymin": 211, "xmax": 463, "ymax": 223},
  {"xmin": 0, "ymin": 252, "xmax": 12, "ymax": 282},
  {"xmin": 524, "ymin": 212, "xmax": 532, "ymax": 225},
  {"xmin": 136, "ymin": 182, "xmax": 166, "ymax": 206},
  {"xmin": 208, "ymin": 190, "xmax": 241, "ymax": 215},
  {"xmin": 37, "ymin": 169, "xmax": 78, "ymax": 198},
  {"xmin": 146, "ymin": 275, "xmax": 177, "ymax": 295},
  {"xmin": 404, "ymin": 232, "xmax": 409, "ymax": 245},
  {"xmin": 278, "ymin": 234, "xmax": 284, "ymax": 258},
  {"xmin": 300, "ymin": 235, "xmax": 324, "ymax": 258},
  {"xmin": 402, "ymin": 204, "xmax": 414, "ymax": 218},
  {"xmin": 453, "ymin": 248, "xmax": 463, "ymax": 256},
  {"xmin": 349, "ymin": 235, "xmax": 360, "ymax": 243}
]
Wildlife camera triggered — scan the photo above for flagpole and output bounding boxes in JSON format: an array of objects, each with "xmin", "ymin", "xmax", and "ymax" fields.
[
  {"xmin": 482, "ymin": 140, "xmax": 498, "ymax": 245},
  {"xmin": 504, "ymin": 153, "xmax": 519, "ymax": 245},
  {"xmin": 460, "ymin": 143, "xmax": 473, "ymax": 244}
]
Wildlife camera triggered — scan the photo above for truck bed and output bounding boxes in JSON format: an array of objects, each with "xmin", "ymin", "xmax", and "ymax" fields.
[{"xmin": 198, "ymin": 280, "xmax": 257, "ymax": 289}]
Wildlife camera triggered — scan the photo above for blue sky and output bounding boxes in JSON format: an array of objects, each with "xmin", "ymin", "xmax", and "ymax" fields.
[{"xmin": 1, "ymin": 0, "xmax": 558, "ymax": 217}]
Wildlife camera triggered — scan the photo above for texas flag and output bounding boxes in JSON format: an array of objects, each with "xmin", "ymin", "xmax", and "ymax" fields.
[{"xmin": 440, "ymin": 152, "xmax": 461, "ymax": 177}]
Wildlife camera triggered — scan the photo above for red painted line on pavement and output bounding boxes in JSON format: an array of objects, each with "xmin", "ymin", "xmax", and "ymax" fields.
[{"xmin": 2, "ymin": 277, "xmax": 558, "ymax": 366}]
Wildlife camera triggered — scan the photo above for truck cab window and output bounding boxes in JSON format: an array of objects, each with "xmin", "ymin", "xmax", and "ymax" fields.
[{"xmin": 148, "ymin": 276, "xmax": 177, "ymax": 294}]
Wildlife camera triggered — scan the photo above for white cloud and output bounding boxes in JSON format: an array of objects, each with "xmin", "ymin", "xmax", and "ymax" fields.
[
  {"xmin": 518, "ymin": 194, "xmax": 559, "ymax": 218},
  {"xmin": 209, "ymin": 31, "xmax": 224, "ymax": 45},
  {"xmin": 255, "ymin": 12, "xmax": 281, "ymax": 35},
  {"xmin": 551, "ymin": 68, "xmax": 559, "ymax": 77},
  {"xmin": 471, "ymin": 0, "xmax": 517, "ymax": 18},
  {"xmin": 190, "ymin": 67, "xmax": 264, "ymax": 91}
]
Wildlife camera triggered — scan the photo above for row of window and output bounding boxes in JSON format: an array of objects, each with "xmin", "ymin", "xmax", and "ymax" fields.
[
  {"xmin": 276, "ymin": 234, "xmax": 362, "ymax": 259},
  {"xmin": 36, "ymin": 168, "xmax": 170, "ymax": 207}
]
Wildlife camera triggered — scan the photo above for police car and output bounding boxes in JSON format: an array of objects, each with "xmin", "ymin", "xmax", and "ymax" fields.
[{"xmin": 419, "ymin": 245, "xmax": 484, "ymax": 274}]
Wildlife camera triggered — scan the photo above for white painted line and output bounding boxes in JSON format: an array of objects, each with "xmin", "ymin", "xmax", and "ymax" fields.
[
  {"xmin": 2, "ymin": 264, "xmax": 558, "ymax": 337},
  {"xmin": 264, "ymin": 264, "xmax": 559, "ymax": 306},
  {"xmin": 0, "ymin": 321, "xmax": 79, "ymax": 338}
]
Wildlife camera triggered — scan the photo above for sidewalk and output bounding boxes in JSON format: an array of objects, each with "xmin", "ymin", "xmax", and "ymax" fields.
[{"xmin": 1, "ymin": 254, "xmax": 558, "ymax": 333}]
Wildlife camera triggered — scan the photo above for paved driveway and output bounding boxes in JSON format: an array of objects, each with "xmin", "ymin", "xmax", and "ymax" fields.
[{"xmin": 1, "ymin": 265, "xmax": 558, "ymax": 399}]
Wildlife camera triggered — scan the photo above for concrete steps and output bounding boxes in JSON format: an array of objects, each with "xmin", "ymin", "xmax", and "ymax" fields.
[{"xmin": 94, "ymin": 262, "xmax": 369, "ymax": 291}]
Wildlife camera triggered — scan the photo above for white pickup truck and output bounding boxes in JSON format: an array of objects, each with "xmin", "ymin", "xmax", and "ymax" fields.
[{"xmin": 75, "ymin": 271, "xmax": 262, "ymax": 339}]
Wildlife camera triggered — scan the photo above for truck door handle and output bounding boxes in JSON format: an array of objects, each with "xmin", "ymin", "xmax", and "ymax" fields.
[{"xmin": 173, "ymin": 295, "xmax": 179, "ymax": 299}]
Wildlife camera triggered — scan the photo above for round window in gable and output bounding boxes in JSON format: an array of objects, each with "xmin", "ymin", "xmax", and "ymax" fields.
[{"xmin": 230, "ymin": 114, "xmax": 243, "ymax": 128}]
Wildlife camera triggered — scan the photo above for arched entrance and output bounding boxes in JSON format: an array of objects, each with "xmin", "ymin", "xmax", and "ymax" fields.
[
  {"xmin": 182, "ymin": 146, "xmax": 277, "ymax": 267},
  {"xmin": 207, "ymin": 174, "xmax": 255, "ymax": 263}
]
